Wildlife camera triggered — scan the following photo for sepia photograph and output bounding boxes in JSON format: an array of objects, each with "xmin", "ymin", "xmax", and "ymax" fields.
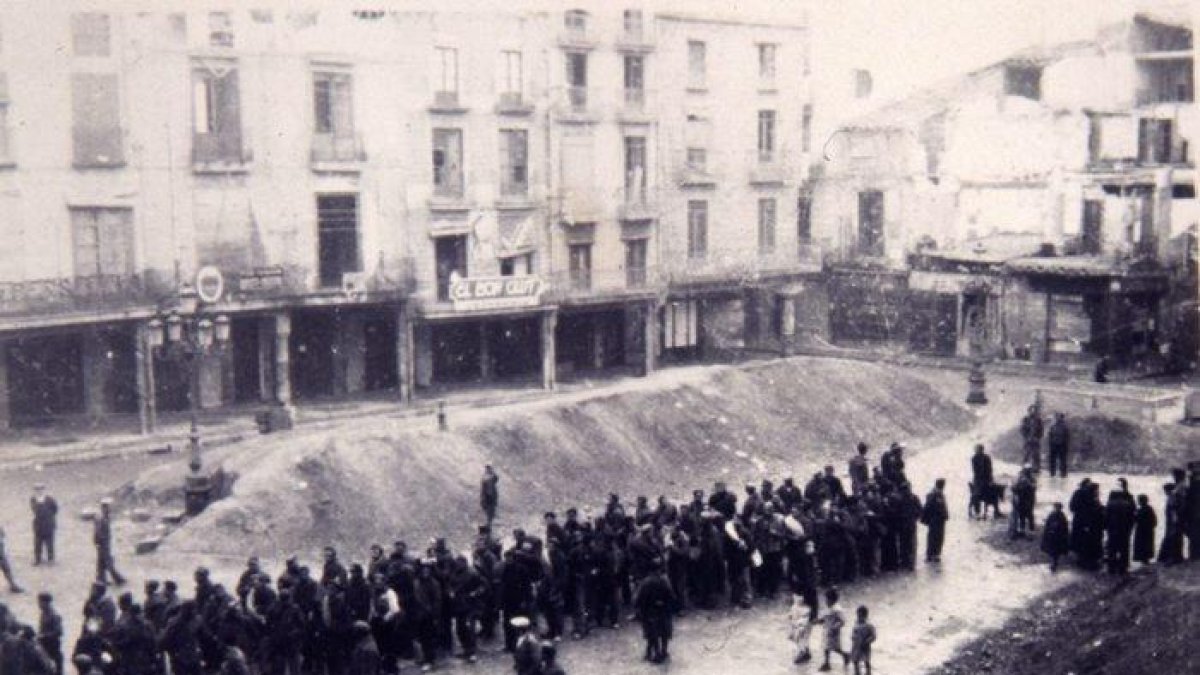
[{"xmin": 0, "ymin": 0, "xmax": 1196, "ymax": 673}]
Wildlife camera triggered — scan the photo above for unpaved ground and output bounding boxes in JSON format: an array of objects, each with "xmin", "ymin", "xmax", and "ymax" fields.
[
  {"xmin": 0, "ymin": 360, "xmax": 1176, "ymax": 674},
  {"xmin": 992, "ymin": 412, "xmax": 1200, "ymax": 475}
]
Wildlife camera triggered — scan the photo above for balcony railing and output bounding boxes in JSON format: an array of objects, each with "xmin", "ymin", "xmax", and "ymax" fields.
[
  {"xmin": 495, "ymin": 91, "xmax": 534, "ymax": 115},
  {"xmin": 662, "ymin": 246, "xmax": 823, "ymax": 286},
  {"xmin": 0, "ymin": 273, "xmax": 169, "ymax": 317},
  {"xmin": 311, "ymin": 132, "xmax": 365, "ymax": 165},
  {"xmin": 543, "ymin": 266, "xmax": 663, "ymax": 302},
  {"xmin": 748, "ymin": 149, "xmax": 792, "ymax": 185},
  {"xmin": 616, "ymin": 27, "xmax": 655, "ymax": 51},
  {"xmin": 558, "ymin": 25, "xmax": 597, "ymax": 49},
  {"xmin": 430, "ymin": 90, "xmax": 467, "ymax": 113},
  {"xmin": 618, "ymin": 184, "xmax": 658, "ymax": 220},
  {"xmin": 192, "ymin": 131, "xmax": 251, "ymax": 168}
]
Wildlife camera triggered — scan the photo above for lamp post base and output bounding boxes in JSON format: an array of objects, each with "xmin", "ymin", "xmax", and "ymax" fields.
[
  {"xmin": 184, "ymin": 470, "xmax": 214, "ymax": 516},
  {"xmin": 967, "ymin": 362, "xmax": 989, "ymax": 405}
]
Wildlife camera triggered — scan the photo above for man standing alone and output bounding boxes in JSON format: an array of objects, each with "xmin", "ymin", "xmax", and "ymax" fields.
[
  {"xmin": 921, "ymin": 479, "xmax": 949, "ymax": 563},
  {"xmin": 1020, "ymin": 405, "xmax": 1044, "ymax": 473},
  {"xmin": 1047, "ymin": 413, "xmax": 1070, "ymax": 478},
  {"xmin": 480, "ymin": 465, "xmax": 499, "ymax": 529},
  {"xmin": 30, "ymin": 483, "xmax": 58, "ymax": 566},
  {"xmin": 94, "ymin": 498, "xmax": 125, "ymax": 586}
]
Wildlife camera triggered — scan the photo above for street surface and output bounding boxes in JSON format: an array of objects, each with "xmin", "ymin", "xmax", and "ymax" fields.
[{"xmin": 0, "ymin": 363, "xmax": 1171, "ymax": 673}]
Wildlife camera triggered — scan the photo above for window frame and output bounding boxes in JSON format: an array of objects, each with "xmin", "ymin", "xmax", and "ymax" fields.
[
  {"xmin": 687, "ymin": 200, "xmax": 708, "ymax": 259},
  {"xmin": 757, "ymin": 109, "xmax": 777, "ymax": 162},
  {"xmin": 688, "ymin": 40, "xmax": 707, "ymax": 89},
  {"xmin": 499, "ymin": 128, "xmax": 529, "ymax": 196},
  {"xmin": 432, "ymin": 128, "xmax": 465, "ymax": 196},
  {"xmin": 757, "ymin": 197, "xmax": 777, "ymax": 254}
]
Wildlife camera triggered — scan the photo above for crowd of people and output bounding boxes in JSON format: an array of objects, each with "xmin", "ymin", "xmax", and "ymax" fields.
[{"xmin": 0, "ymin": 443, "xmax": 950, "ymax": 675}]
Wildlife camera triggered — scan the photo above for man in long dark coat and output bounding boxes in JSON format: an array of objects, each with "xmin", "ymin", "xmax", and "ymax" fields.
[
  {"xmin": 1104, "ymin": 488, "xmax": 1137, "ymax": 574},
  {"xmin": 921, "ymin": 479, "xmax": 949, "ymax": 563},
  {"xmin": 1047, "ymin": 413, "xmax": 1070, "ymax": 478},
  {"xmin": 30, "ymin": 483, "xmax": 58, "ymax": 566},
  {"xmin": 634, "ymin": 564, "xmax": 676, "ymax": 664}
]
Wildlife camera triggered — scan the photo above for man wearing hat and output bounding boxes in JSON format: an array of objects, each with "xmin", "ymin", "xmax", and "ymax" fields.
[
  {"xmin": 30, "ymin": 483, "xmax": 58, "ymax": 566},
  {"xmin": 510, "ymin": 616, "xmax": 541, "ymax": 675},
  {"xmin": 93, "ymin": 498, "xmax": 125, "ymax": 586},
  {"xmin": 37, "ymin": 592, "xmax": 63, "ymax": 675}
]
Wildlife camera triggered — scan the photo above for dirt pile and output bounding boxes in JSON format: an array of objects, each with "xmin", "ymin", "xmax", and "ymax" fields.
[
  {"xmin": 152, "ymin": 358, "xmax": 974, "ymax": 558},
  {"xmin": 934, "ymin": 564, "xmax": 1200, "ymax": 675},
  {"xmin": 993, "ymin": 414, "xmax": 1200, "ymax": 474}
]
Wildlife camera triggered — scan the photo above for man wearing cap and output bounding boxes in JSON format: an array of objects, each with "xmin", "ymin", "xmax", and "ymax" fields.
[
  {"xmin": 1020, "ymin": 404, "xmax": 1044, "ymax": 473},
  {"xmin": 30, "ymin": 483, "xmax": 58, "ymax": 566},
  {"xmin": 634, "ymin": 561, "xmax": 676, "ymax": 663},
  {"xmin": 37, "ymin": 592, "xmax": 63, "ymax": 675},
  {"xmin": 921, "ymin": 479, "xmax": 949, "ymax": 563},
  {"xmin": 848, "ymin": 443, "xmax": 870, "ymax": 495},
  {"xmin": 93, "ymin": 499, "xmax": 125, "ymax": 586},
  {"xmin": 480, "ymin": 465, "xmax": 499, "ymax": 529}
]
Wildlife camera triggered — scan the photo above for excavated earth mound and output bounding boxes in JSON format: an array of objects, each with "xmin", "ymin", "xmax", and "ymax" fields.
[{"xmin": 145, "ymin": 358, "xmax": 974, "ymax": 558}]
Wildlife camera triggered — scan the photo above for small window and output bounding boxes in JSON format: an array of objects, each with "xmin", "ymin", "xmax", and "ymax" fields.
[
  {"xmin": 797, "ymin": 194, "xmax": 812, "ymax": 245},
  {"xmin": 688, "ymin": 40, "xmax": 707, "ymax": 89},
  {"xmin": 208, "ymin": 11, "xmax": 234, "ymax": 48},
  {"xmin": 1004, "ymin": 65, "xmax": 1042, "ymax": 100},
  {"xmin": 501, "ymin": 50, "xmax": 523, "ymax": 96},
  {"xmin": 686, "ymin": 148, "xmax": 707, "ymax": 173},
  {"xmin": 568, "ymin": 243, "xmax": 592, "ymax": 290},
  {"xmin": 0, "ymin": 74, "xmax": 10, "ymax": 163},
  {"xmin": 623, "ymin": 9, "xmax": 643, "ymax": 37},
  {"xmin": 191, "ymin": 63, "xmax": 243, "ymax": 163},
  {"xmin": 857, "ymin": 190, "xmax": 885, "ymax": 257},
  {"xmin": 435, "ymin": 46, "xmax": 459, "ymax": 95},
  {"xmin": 434, "ymin": 235, "xmax": 468, "ymax": 302},
  {"xmin": 71, "ymin": 13, "xmax": 111, "ymax": 57},
  {"xmin": 565, "ymin": 10, "xmax": 588, "ymax": 32},
  {"xmin": 317, "ymin": 194, "xmax": 361, "ymax": 288},
  {"xmin": 72, "ymin": 73, "xmax": 124, "ymax": 167},
  {"xmin": 758, "ymin": 43, "xmax": 777, "ymax": 84},
  {"xmin": 625, "ymin": 238, "xmax": 648, "ymax": 288},
  {"xmin": 71, "ymin": 207, "xmax": 134, "ymax": 277},
  {"xmin": 758, "ymin": 198, "xmax": 777, "ymax": 254},
  {"xmin": 624, "ymin": 135, "xmax": 647, "ymax": 198},
  {"xmin": 432, "ymin": 128, "xmax": 464, "ymax": 196},
  {"xmin": 500, "ymin": 252, "xmax": 534, "ymax": 277},
  {"xmin": 500, "ymin": 129, "xmax": 528, "ymax": 196},
  {"xmin": 687, "ymin": 200, "xmax": 708, "ymax": 259},
  {"xmin": 854, "ymin": 69, "xmax": 873, "ymax": 99},
  {"xmin": 757, "ymin": 110, "xmax": 776, "ymax": 162},
  {"xmin": 313, "ymin": 71, "xmax": 353, "ymax": 136},
  {"xmin": 801, "ymin": 104, "xmax": 813, "ymax": 153}
]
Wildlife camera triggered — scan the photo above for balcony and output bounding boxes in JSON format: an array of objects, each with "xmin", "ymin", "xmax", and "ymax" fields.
[
  {"xmin": 675, "ymin": 160, "xmax": 719, "ymax": 188},
  {"xmin": 553, "ymin": 86, "xmax": 599, "ymax": 123},
  {"xmin": 429, "ymin": 90, "xmax": 468, "ymax": 114},
  {"xmin": 543, "ymin": 265, "xmax": 662, "ymax": 304},
  {"xmin": 495, "ymin": 183, "xmax": 537, "ymax": 210},
  {"xmin": 192, "ymin": 132, "xmax": 252, "ymax": 172},
  {"xmin": 615, "ymin": 27, "xmax": 655, "ymax": 52},
  {"xmin": 0, "ymin": 273, "xmax": 171, "ymax": 318},
  {"xmin": 429, "ymin": 179, "xmax": 471, "ymax": 211},
  {"xmin": 618, "ymin": 184, "xmax": 658, "ymax": 221},
  {"xmin": 558, "ymin": 25, "xmax": 597, "ymax": 50},
  {"xmin": 618, "ymin": 88, "xmax": 655, "ymax": 123},
  {"xmin": 310, "ymin": 132, "xmax": 365, "ymax": 171},
  {"xmin": 494, "ymin": 91, "xmax": 534, "ymax": 116},
  {"xmin": 662, "ymin": 246, "xmax": 824, "ymax": 288},
  {"xmin": 748, "ymin": 150, "xmax": 791, "ymax": 185}
]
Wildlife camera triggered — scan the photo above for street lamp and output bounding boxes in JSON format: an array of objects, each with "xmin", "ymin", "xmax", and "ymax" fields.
[{"xmin": 147, "ymin": 309, "xmax": 231, "ymax": 515}]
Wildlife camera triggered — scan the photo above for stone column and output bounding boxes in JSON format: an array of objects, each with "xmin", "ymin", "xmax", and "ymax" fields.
[
  {"xmin": 643, "ymin": 300, "xmax": 658, "ymax": 375},
  {"xmin": 274, "ymin": 312, "xmax": 292, "ymax": 405},
  {"xmin": 479, "ymin": 322, "xmax": 493, "ymax": 381},
  {"xmin": 542, "ymin": 310, "xmax": 557, "ymax": 390},
  {"xmin": 135, "ymin": 324, "xmax": 155, "ymax": 435},
  {"xmin": 257, "ymin": 316, "xmax": 275, "ymax": 402},
  {"xmin": 81, "ymin": 327, "xmax": 107, "ymax": 421},
  {"xmin": 396, "ymin": 304, "xmax": 413, "ymax": 403}
]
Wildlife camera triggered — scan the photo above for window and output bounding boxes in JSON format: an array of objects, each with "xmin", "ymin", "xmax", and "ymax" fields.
[
  {"xmin": 664, "ymin": 300, "xmax": 699, "ymax": 350},
  {"xmin": 1004, "ymin": 65, "xmax": 1042, "ymax": 100},
  {"xmin": 568, "ymin": 243, "xmax": 592, "ymax": 290},
  {"xmin": 688, "ymin": 40, "xmax": 706, "ymax": 89},
  {"xmin": 757, "ymin": 110, "xmax": 776, "ymax": 162},
  {"xmin": 1138, "ymin": 118, "xmax": 1174, "ymax": 164},
  {"xmin": 797, "ymin": 195, "xmax": 812, "ymax": 245},
  {"xmin": 501, "ymin": 50, "xmax": 523, "ymax": 96},
  {"xmin": 758, "ymin": 43, "xmax": 777, "ymax": 85},
  {"xmin": 192, "ymin": 63, "xmax": 243, "ymax": 163},
  {"xmin": 565, "ymin": 9, "xmax": 588, "ymax": 33},
  {"xmin": 1082, "ymin": 200, "xmax": 1103, "ymax": 254},
  {"xmin": 624, "ymin": 54, "xmax": 644, "ymax": 107},
  {"xmin": 566, "ymin": 52, "xmax": 588, "ymax": 109},
  {"xmin": 686, "ymin": 148, "xmax": 707, "ymax": 173},
  {"xmin": 757, "ymin": 198, "xmax": 777, "ymax": 253},
  {"xmin": 624, "ymin": 135, "xmax": 647, "ymax": 201},
  {"xmin": 317, "ymin": 194, "xmax": 361, "ymax": 288},
  {"xmin": 500, "ymin": 252, "xmax": 533, "ymax": 277},
  {"xmin": 623, "ymin": 9, "xmax": 643, "ymax": 38},
  {"xmin": 71, "ymin": 13, "xmax": 111, "ymax": 57},
  {"xmin": 434, "ymin": 235, "xmax": 468, "ymax": 301},
  {"xmin": 313, "ymin": 71, "xmax": 353, "ymax": 136},
  {"xmin": 432, "ymin": 128, "xmax": 464, "ymax": 196},
  {"xmin": 435, "ymin": 47, "xmax": 459, "ymax": 96},
  {"xmin": 500, "ymin": 129, "xmax": 528, "ymax": 196},
  {"xmin": 70, "ymin": 207, "xmax": 134, "ymax": 277},
  {"xmin": 687, "ymin": 200, "xmax": 708, "ymax": 259},
  {"xmin": 625, "ymin": 238, "xmax": 648, "ymax": 287},
  {"xmin": 0, "ymin": 74, "xmax": 9, "ymax": 163},
  {"xmin": 72, "ymin": 73, "xmax": 123, "ymax": 167},
  {"xmin": 801, "ymin": 104, "xmax": 813, "ymax": 153},
  {"xmin": 208, "ymin": 11, "xmax": 234, "ymax": 48},
  {"xmin": 854, "ymin": 69, "xmax": 873, "ymax": 99},
  {"xmin": 857, "ymin": 190, "xmax": 885, "ymax": 257}
]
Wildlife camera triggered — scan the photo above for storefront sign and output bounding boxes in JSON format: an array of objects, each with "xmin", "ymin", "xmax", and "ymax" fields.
[{"xmin": 449, "ymin": 274, "xmax": 545, "ymax": 311}]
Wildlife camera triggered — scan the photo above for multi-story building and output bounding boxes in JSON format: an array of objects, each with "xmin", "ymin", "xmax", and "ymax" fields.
[
  {"xmin": 810, "ymin": 10, "xmax": 1197, "ymax": 368},
  {"xmin": 0, "ymin": 5, "xmax": 815, "ymax": 431}
]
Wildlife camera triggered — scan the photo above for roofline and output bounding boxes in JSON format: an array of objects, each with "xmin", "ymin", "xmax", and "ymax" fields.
[{"xmin": 656, "ymin": 13, "xmax": 807, "ymax": 31}]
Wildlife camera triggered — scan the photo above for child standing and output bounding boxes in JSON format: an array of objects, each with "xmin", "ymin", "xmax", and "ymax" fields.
[
  {"xmin": 788, "ymin": 591, "xmax": 817, "ymax": 664},
  {"xmin": 850, "ymin": 605, "xmax": 876, "ymax": 675},
  {"xmin": 818, "ymin": 588, "xmax": 848, "ymax": 672},
  {"xmin": 1133, "ymin": 494, "xmax": 1157, "ymax": 564},
  {"xmin": 1041, "ymin": 502, "xmax": 1070, "ymax": 572}
]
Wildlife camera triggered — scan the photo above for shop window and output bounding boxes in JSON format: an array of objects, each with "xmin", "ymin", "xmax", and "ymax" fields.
[
  {"xmin": 663, "ymin": 300, "xmax": 699, "ymax": 349},
  {"xmin": 317, "ymin": 194, "xmax": 361, "ymax": 288}
]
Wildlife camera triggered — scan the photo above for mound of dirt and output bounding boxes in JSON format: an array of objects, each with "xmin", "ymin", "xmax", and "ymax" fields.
[
  {"xmin": 934, "ymin": 564, "xmax": 1200, "ymax": 675},
  {"xmin": 993, "ymin": 414, "xmax": 1200, "ymax": 474},
  {"xmin": 149, "ymin": 358, "xmax": 974, "ymax": 558}
]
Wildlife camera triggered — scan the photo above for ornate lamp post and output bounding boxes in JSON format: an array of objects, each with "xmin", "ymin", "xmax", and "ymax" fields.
[{"xmin": 146, "ymin": 310, "xmax": 231, "ymax": 515}]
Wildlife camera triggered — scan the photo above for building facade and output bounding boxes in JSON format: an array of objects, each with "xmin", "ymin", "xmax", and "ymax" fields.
[
  {"xmin": 810, "ymin": 11, "xmax": 1197, "ymax": 368},
  {"xmin": 0, "ymin": 5, "xmax": 815, "ymax": 430}
]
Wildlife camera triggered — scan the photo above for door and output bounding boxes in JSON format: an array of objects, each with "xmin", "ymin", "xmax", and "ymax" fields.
[{"xmin": 1082, "ymin": 200, "xmax": 1103, "ymax": 254}]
